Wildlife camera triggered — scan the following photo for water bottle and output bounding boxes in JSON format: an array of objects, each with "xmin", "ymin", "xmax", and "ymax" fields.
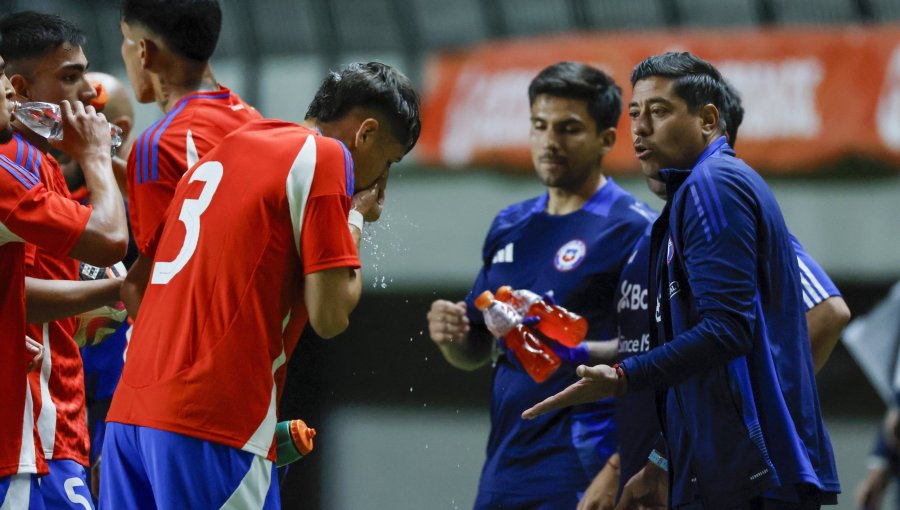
[
  {"xmin": 275, "ymin": 419, "xmax": 316, "ymax": 467},
  {"xmin": 495, "ymin": 286, "xmax": 587, "ymax": 348},
  {"xmin": 474, "ymin": 290, "xmax": 560, "ymax": 383},
  {"xmin": 12, "ymin": 101, "xmax": 122, "ymax": 152}
]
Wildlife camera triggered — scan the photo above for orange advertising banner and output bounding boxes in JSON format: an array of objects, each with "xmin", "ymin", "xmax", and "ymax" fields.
[{"xmin": 418, "ymin": 27, "xmax": 900, "ymax": 174}]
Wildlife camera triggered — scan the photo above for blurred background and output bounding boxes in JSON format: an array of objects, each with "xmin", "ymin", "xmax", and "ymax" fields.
[{"xmin": 6, "ymin": 0, "xmax": 900, "ymax": 508}]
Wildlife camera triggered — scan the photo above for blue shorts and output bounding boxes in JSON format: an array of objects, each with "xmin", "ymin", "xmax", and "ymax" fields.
[
  {"xmin": 1, "ymin": 474, "xmax": 45, "ymax": 509},
  {"xmin": 38, "ymin": 460, "xmax": 93, "ymax": 509},
  {"xmin": 100, "ymin": 423, "xmax": 279, "ymax": 509}
]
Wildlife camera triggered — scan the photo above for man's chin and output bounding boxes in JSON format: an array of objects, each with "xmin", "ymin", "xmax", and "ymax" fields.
[{"xmin": 0, "ymin": 127, "xmax": 12, "ymax": 145}]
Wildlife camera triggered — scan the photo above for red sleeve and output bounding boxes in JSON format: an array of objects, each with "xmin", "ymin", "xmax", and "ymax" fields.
[
  {"xmin": 298, "ymin": 136, "xmax": 359, "ymax": 275},
  {"xmin": 0, "ymin": 182, "xmax": 91, "ymax": 257},
  {"xmin": 127, "ymin": 141, "xmax": 179, "ymax": 258},
  {"xmin": 300, "ymin": 193, "xmax": 360, "ymax": 275},
  {"xmin": 24, "ymin": 243, "xmax": 37, "ymax": 269}
]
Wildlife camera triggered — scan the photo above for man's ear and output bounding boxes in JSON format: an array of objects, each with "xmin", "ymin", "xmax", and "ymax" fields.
[
  {"xmin": 9, "ymin": 74, "xmax": 30, "ymax": 100},
  {"xmin": 139, "ymin": 37, "xmax": 159, "ymax": 71},
  {"xmin": 699, "ymin": 104, "xmax": 720, "ymax": 137},
  {"xmin": 597, "ymin": 127, "xmax": 617, "ymax": 156},
  {"xmin": 353, "ymin": 117, "xmax": 380, "ymax": 149}
]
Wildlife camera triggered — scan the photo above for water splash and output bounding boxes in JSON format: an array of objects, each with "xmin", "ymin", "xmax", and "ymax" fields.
[{"xmin": 360, "ymin": 211, "xmax": 419, "ymax": 290}]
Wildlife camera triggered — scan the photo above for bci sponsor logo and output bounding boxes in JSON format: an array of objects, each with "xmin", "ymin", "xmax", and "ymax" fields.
[{"xmin": 618, "ymin": 280, "xmax": 648, "ymax": 313}]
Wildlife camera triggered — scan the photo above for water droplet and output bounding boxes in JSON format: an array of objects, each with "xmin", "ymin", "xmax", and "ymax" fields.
[{"xmin": 409, "ymin": 387, "xmax": 414, "ymax": 392}]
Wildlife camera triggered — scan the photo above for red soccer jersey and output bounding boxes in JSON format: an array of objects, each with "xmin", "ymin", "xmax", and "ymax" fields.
[
  {"xmin": 1, "ymin": 133, "xmax": 91, "ymax": 467},
  {"xmin": 0, "ymin": 154, "xmax": 91, "ymax": 478},
  {"xmin": 108, "ymin": 120, "xmax": 360, "ymax": 460},
  {"xmin": 126, "ymin": 85, "xmax": 261, "ymax": 258}
]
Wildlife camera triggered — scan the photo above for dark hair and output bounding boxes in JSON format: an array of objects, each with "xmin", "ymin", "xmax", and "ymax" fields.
[
  {"xmin": 306, "ymin": 62, "xmax": 421, "ymax": 154},
  {"xmin": 631, "ymin": 52, "xmax": 728, "ymax": 134},
  {"xmin": 121, "ymin": 0, "xmax": 221, "ymax": 62},
  {"xmin": 720, "ymin": 79, "xmax": 744, "ymax": 148},
  {"xmin": 0, "ymin": 11, "xmax": 86, "ymax": 69},
  {"xmin": 528, "ymin": 61, "xmax": 622, "ymax": 131}
]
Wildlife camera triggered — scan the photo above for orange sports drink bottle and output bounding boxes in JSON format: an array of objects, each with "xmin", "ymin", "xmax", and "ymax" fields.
[
  {"xmin": 495, "ymin": 286, "xmax": 587, "ymax": 348},
  {"xmin": 474, "ymin": 290, "xmax": 560, "ymax": 383},
  {"xmin": 275, "ymin": 419, "xmax": 316, "ymax": 467}
]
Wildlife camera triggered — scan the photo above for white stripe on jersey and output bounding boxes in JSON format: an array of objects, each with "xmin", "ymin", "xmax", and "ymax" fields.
[
  {"xmin": 17, "ymin": 374, "xmax": 36, "ymax": 473},
  {"xmin": 219, "ymin": 455, "xmax": 272, "ymax": 510},
  {"xmin": 285, "ymin": 135, "xmax": 317, "ymax": 258},
  {"xmin": 0, "ymin": 474, "xmax": 31, "ymax": 509},
  {"xmin": 797, "ymin": 256, "xmax": 829, "ymax": 306},
  {"xmin": 36, "ymin": 323, "xmax": 58, "ymax": 458},
  {"xmin": 241, "ymin": 349, "xmax": 287, "ymax": 458}
]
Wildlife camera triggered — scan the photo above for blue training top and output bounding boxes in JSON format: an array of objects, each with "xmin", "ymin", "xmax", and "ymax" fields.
[
  {"xmin": 466, "ymin": 178, "xmax": 654, "ymax": 504},
  {"xmin": 621, "ymin": 137, "xmax": 840, "ymax": 507}
]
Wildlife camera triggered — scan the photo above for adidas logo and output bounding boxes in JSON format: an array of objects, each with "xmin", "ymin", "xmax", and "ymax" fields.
[{"xmin": 492, "ymin": 243, "xmax": 514, "ymax": 264}]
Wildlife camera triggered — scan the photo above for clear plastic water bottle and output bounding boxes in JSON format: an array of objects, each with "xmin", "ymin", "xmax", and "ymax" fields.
[
  {"xmin": 12, "ymin": 101, "xmax": 122, "ymax": 152},
  {"xmin": 495, "ymin": 286, "xmax": 588, "ymax": 347},
  {"xmin": 474, "ymin": 290, "xmax": 560, "ymax": 383}
]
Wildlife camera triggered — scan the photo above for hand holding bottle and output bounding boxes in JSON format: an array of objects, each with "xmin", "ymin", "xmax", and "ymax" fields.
[{"xmin": 495, "ymin": 286, "xmax": 587, "ymax": 347}]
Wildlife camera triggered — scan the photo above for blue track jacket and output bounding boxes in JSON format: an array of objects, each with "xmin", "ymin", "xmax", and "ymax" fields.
[{"xmin": 620, "ymin": 137, "xmax": 840, "ymax": 507}]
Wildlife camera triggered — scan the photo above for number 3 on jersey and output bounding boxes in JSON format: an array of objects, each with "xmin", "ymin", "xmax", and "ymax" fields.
[{"xmin": 151, "ymin": 161, "xmax": 223, "ymax": 284}]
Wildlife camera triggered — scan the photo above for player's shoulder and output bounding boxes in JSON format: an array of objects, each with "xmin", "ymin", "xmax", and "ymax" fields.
[
  {"xmin": 0, "ymin": 153, "xmax": 40, "ymax": 191},
  {"xmin": 596, "ymin": 179, "xmax": 658, "ymax": 226},
  {"xmin": 489, "ymin": 194, "xmax": 545, "ymax": 234}
]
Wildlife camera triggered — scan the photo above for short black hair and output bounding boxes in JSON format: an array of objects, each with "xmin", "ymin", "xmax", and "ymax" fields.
[
  {"xmin": 0, "ymin": 11, "xmax": 86, "ymax": 70},
  {"xmin": 528, "ymin": 61, "xmax": 622, "ymax": 131},
  {"xmin": 720, "ymin": 79, "xmax": 744, "ymax": 148},
  {"xmin": 631, "ymin": 52, "xmax": 728, "ymax": 134},
  {"xmin": 306, "ymin": 62, "xmax": 421, "ymax": 155},
  {"xmin": 121, "ymin": 0, "xmax": 221, "ymax": 62}
]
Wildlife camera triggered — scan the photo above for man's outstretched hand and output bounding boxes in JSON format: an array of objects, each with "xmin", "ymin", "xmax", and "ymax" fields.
[{"xmin": 521, "ymin": 364, "xmax": 622, "ymax": 419}]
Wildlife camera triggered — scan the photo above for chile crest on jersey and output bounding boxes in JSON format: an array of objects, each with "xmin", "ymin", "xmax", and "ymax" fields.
[{"xmin": 554, "ymin": 239, "xmax": 587, "ymax": 272}]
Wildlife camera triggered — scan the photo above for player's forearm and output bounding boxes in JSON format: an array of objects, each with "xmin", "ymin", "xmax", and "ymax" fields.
[
  {"xmin": 437, "ymin": 327, "xmax": 493, "ymax": 371},
  {"xmin": 807, "ymin": 296, "xmax": 851, "ymax": 373},
  {"xmin": 305, "ymin": 267, "xmax": 362, "ymax": 339},
  {"xmin": 26, "ymin": 277, "xmax": 122, "ymax": 324},
  {"xmin": 121, "ymin": 254, "xmax": 152, "ymax": 320},
  {"xmin": 73, "ymin": 152, "xmax": 128, "ymax": 264}
]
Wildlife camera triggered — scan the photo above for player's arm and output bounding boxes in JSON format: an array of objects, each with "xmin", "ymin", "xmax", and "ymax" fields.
[
  {"xmin": 792, "ymin": 235, "xmax": 851, "ymax": 373},
  {"xmin": 428, "ymin": 300, "xmax": 493, "ymax": 371},
  {"xmin": 25, "ymin": 276, "xmax": 122, "ymax": 324},
  {"xmin": 50, "ymin": 100, "xmax": 128, "ymax": 265},
  {"xmin": 807, "ymin": 296, "xmax": 850, "ymax": 373},
  {"xmin": 121, "ymin": 253, "xmax": 152, "ymax": 320}
]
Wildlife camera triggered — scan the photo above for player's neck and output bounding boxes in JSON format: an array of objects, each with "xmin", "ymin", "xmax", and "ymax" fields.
[
  {"xmin": 11, "ymin": 120, "xmax": 51, "ymax": 154},
  {"xmin": 545, "ymin": 173, "xmax": 607, "ymax": 215},
  {"xmin": 155, "ymin": 64, "xmax": 219, "ymax": 113}
]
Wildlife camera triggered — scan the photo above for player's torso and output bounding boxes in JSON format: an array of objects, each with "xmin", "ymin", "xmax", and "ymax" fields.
[
  {"xmin": 112, "ymin": 123, "xmax": 332, "ymax": 457},
  {"xmin": 18, "ymin": 145, "xmax": 89, "ymax": 465},
  {"xmin": 476, "ymin": 186, "xmax": 651, "ymax": 494}
]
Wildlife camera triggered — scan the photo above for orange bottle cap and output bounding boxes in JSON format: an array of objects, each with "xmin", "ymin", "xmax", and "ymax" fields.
[
  {"xmin": 495, "ymin": 286, "xmax": 513, "ymax": 302},
  {"xmin": 90, "ymin": 81, "xmax": 109, "ymax": 111},
  {"xmin": 290, "ymin": 419, "xmax": 316, "ymax": 456},
  {"xmin": 474, "ymin": 290, "xmax": 495, "ymax": 311}
]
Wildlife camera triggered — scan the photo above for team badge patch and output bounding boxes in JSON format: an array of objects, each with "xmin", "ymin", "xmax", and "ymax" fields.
[{"xmin": 554, "ymin": 239, "xmax": 587, "ymax": 272}]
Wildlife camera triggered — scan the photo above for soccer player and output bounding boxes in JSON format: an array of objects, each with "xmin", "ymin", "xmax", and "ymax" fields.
[
  {"xmin": 99, "ymin": 61, "xmax": 420, "ymax": 508},
  {"xmin": 117, "ymin": 0, "xmax": 262, "ymax": 316},
  {"xmin": 524, "ymin": 52, "xmax": 840, "ymax": 508},
  {"xmin": 0, "ymin": 12, "xmax": 132, "ymax": 508},
  {"xmin": 0, "ymin": 53, "xmax": 127, "ymax": 507},
  {"xmin": 427, "ymin": 62, "xmax": 655, "ymax": 509}
]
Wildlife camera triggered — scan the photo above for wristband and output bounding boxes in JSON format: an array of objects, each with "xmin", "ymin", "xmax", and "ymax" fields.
[
  {"xmin": 613, "ymin": 362, "xmax": 627, "ymax": 397},
  {"xmin": 348, "ymin": 209, "xmax": 364, "ymax": 232},
  {"xmin": 648, "ymin": 449, "xmax": 669, "ymax": 472}
]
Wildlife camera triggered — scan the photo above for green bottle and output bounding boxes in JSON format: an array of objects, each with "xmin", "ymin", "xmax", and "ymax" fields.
[{"xmin": 275, "ymin": 419, "xmax": 316, "ymax": 467}]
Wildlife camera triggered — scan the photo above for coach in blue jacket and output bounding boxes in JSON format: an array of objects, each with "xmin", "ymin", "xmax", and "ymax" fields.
[{"xmin": 524, "ymin": 51, "xmax": 839, "ymax": 509}]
